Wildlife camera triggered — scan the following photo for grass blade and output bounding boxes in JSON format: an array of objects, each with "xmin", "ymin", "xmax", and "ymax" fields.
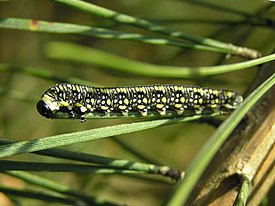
[
  {"xmin": 52, "ymin": 0, "xmax": 260, "ymax": 58},
  {"xmin": 3, "ymin": 171, "xmax": 120, "ymax": 205},
  {"xmin": 0, "ymin": 113, "xmax": 219, "ymax": 158},
  {"xmin": 46, "ymin": 42, "xmax": 275, "ymax": 79},
  {"xmin": 0, "ymin": 18, "xmax": 222, "ymax": 53}
]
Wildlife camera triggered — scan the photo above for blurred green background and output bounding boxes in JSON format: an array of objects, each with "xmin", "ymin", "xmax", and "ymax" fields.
[{"xmin": 0, "ymin": 0, "xmax": 274, "ymax": 205}]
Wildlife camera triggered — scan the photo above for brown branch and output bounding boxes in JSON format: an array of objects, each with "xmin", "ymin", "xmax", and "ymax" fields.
[{"xmin": 185, "ymin": 61, "xmax": 275, "ymax": 205}]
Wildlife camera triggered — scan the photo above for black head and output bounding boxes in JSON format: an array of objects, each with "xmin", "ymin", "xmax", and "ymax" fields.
[{"xmin": 36, "ymin": 100, "xmax": 54, "ymax": 119}]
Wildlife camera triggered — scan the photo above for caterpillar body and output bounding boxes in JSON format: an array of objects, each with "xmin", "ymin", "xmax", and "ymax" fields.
[{"xmin": 37, "ymin": 83, "xmax": 243, "ymax": 122}]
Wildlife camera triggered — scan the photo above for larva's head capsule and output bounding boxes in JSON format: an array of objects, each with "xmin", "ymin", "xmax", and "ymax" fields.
[
  {"xmin": 37, "ymin": 87, "xmax": 62, "ymax": 119},
  {"xmin": 37, "ymin": 100, "xmax": 54, "ymax": 118}
]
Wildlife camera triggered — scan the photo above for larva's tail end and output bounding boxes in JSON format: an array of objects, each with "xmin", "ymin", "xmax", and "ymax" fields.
[
  {"xmin": 224, "ymin": 93, "xmax": 243, "ymax": 110},
  {"xmin": 235, "ymin": 94, "xmax": 243, "ymax": 106}
]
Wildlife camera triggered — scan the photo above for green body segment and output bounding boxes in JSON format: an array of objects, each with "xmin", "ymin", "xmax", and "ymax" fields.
[{"xmin": 37, "ymin": 83, "xmax": 243, "ymax": 121}]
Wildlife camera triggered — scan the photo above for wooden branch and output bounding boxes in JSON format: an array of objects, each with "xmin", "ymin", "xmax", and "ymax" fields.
[{"xmin": 185, "ymin": 63, "xmax": 275, "ymax": 205}]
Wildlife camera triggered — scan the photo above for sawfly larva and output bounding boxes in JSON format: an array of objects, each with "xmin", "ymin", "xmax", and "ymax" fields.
[{"xmin": 37, "ymin": 83, "xmax": 243, "ymax": 122}]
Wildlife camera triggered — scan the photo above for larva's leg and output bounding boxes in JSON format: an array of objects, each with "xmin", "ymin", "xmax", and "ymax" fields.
[
  {"xmin": 69, "ymin": 110, "xmax": 76, "ymax": 119},
  {"xmin": 80, "ymin": 115, "xmax": 86, "ymax": 123}
]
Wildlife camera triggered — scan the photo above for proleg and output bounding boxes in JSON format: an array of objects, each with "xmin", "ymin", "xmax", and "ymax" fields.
[{"xmin": 37, "ymin": 83, "xmax": 243, "ymax": 122}]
